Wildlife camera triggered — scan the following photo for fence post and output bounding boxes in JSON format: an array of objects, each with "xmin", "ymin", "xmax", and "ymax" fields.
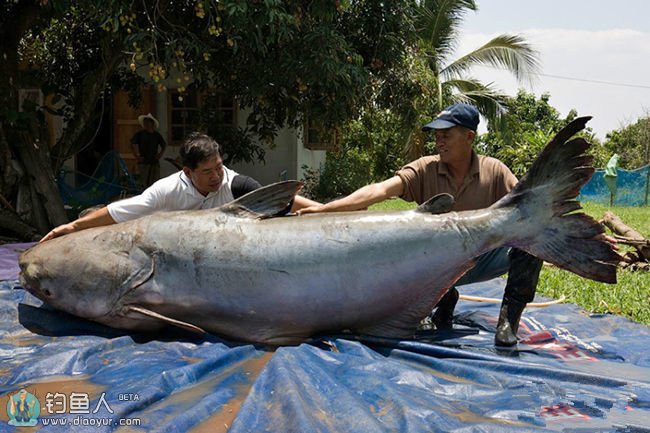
[{"xmin": 645, "ymin": 163, "xmax": 650, "ymax": 206}]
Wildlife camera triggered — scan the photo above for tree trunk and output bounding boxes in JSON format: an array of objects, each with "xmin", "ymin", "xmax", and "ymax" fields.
[
  {"xmin": 0, "ymin": 2, "xmax": 66, "ymax": 240},
  {"xmin": 50, "ymin": 43, "xmax": 126, "ymax": 171},
  {"xmin": 602, "ymin": 211, "xmax": 650, "ymax": 261},
  {"xmin": 9, "ymin": 130, "xmax": 69, "ymax": 230},
  {"xmin": 0, "ymin": 207, "xmax": 41, "ymax": 242},
  {"xmin": 0, "ymin": 124, "xmax": 43, "ymax": 241}
]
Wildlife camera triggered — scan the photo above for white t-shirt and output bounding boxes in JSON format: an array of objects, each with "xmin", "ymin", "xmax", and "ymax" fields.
[{"xmin": 107, "ymin": 166, "xmax": 239, "ymax": 223}]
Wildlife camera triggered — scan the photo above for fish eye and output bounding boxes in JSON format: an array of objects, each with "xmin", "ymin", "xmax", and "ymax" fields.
[{"xmin": 43, "ymin": 289, "xmax": 52, "ymax": 298}]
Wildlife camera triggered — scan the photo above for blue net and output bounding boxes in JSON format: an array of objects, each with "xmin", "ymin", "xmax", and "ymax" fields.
[
  {"xmin": 579, "ymin": 164, "xmax": 650, "ymax": 206},
  {"xmin": 57, "ymin": 151, "xmax": 141, "ymax": 213}
]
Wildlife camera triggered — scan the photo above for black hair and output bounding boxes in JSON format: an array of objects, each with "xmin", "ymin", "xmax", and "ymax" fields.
[{"xmin": 179, "ymin": 133, "xmax": 220, "ymax": 170}]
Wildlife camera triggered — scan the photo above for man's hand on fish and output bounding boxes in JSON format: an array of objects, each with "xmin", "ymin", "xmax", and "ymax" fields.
[{"xmin": 40, "ymin": 223, "xmax": 76, "ymax": 243}]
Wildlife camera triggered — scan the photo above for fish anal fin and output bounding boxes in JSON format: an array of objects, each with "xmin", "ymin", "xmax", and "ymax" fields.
[
  {"xmin": 355, "ymin": 321, "xmax": 416, "ymax": 340},
  {"xmin": 415, "ymin": 193, "xmax": 455, "ymax": 214},
  {"xmin": 220, "ymin": 180, "xmax": 302, "ymax": 219},
  {"xmin": 125, "ymin": 305, "xmax": 207, "ymax": 334},
  {"xmin": 355, "ymin": 273, "xmax": 468, "ymax": 339}
]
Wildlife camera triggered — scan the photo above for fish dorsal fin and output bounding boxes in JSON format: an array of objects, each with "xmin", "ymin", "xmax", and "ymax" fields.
[
  {"xmin": 414, "ymin": 193, "xmax": 454, "ymax": 214},
  {"xmin": 220, "ymin": 180, "xmax": 303, "ymax": 219},
  {"xmin": 126, "ymin": 305, "xmax": 207, "ymax": 334}
]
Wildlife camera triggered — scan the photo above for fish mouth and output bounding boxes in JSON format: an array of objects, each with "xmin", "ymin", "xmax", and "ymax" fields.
[
  {"xmin": 19, "ymin": 280, "xmax": 37, "ymax": 295},
  {"xmin": 18, "ymin": 273, "xmax": 51, "ymax": 299},
  {"xmin": 18, "ymin": 258, "xmax": 46, "ymax": 296},
  {"xmin": 18, "ymin": 281, "xmax": 39, "ymax": 298}
]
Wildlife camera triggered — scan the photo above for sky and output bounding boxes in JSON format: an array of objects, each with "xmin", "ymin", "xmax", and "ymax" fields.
[{"xmin": 456, "ymin": 0, "xmax": 650, "ymax": 140}]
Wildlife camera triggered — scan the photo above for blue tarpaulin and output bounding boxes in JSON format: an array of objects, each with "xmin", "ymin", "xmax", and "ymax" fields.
[{"xmin": 1, "ymin": 243, "xmax": 649, "ymax": 432}]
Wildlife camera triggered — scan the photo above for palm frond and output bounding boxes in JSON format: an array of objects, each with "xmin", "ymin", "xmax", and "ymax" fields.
[
  {"xmin": 442, "ymin": 34, "xmax": 540, "ymax": 86},
  {"xmin": 442, "ymin": 78, "xmax": 510, "ymax": 131},
  {"xmin": 400, "ymin": 4, "xmax": 542, "ymax": 157},
  {"xmin": 414, "ymin": 0, "xmax": 477, "ymax": 68}
]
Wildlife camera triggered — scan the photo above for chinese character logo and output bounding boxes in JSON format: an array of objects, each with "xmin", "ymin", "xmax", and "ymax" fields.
[{"xmin": 6, "ymin": 389, "xmax": 40, "ymax": 426}]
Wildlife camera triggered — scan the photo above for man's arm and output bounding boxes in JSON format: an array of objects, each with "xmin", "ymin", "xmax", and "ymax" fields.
[
  {"xmin": 291, "ymin": 195, "xmax": 321, "ymax": 212},
  {"xmin": 40, "ymin": 207, "xmax": 117, "ymax": 243},
  {"xmin": 130, "ymin": 132, "xmax": 143, "ymax": 162},
  {"xmin": 156, "ymin": 132, "xmax": 167, "ymax": 160},
  {"xmin": 231, "ymin": 175, "xmax": 263, "ymax": 199},
  {"xmin": 130, "ymin": 143, "xmax": 142, "ymax": 162},
  {"xmin": 298, "ymin": 176, "xmax": 404, "ymax": 214}
]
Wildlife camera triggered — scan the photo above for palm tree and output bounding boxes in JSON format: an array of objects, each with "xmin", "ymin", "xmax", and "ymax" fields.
[{"xmin": 406, "ymin": 0, "xmax": 540, "ymax": 157}]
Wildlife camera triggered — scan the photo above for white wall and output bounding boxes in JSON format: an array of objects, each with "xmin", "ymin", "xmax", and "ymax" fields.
[
  {"xmin": 156, "ymin": 103, "xmax": 326, "ymax": 184},
  {"xmin": 229, "ymin": 108, "xmax": 326, "ymax": 185},
  {"xmin": 229, "ymin": 125, "xmax": 296, "ymax": 185}
]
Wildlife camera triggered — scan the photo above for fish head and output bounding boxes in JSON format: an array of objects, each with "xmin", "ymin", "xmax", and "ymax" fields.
[{"xmin": 19, "ymin": 228, "xmax": 151, "ymax": 321}]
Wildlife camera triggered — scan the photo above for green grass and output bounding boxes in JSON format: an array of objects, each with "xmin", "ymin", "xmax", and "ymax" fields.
[
  {"xmin": 369, "ymin": 198, "xmax": 417, "ymax": 211},
  {"xmin": 370, "ymin": 199, "xmax": 650, "ymax": 326},
  {"xmin": 539, "ymin": 202, "xmax": 650, "ymax": 326}
]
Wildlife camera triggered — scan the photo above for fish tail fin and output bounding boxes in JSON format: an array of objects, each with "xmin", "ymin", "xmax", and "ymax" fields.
[{"xmin": 495, "ymin": 116, "xmax": 620, "ymax": 283}]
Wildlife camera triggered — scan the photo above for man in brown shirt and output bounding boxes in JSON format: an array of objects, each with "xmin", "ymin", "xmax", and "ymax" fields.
[
  {"xmin": 299, "ymin": 103, "xmax": 543, "ymax": 346},
  {"xmin": 399, "ymin": 148, "xmax": 516, "ymax": 211}
]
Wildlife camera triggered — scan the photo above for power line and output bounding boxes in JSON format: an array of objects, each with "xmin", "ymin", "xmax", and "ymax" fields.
[
  {"xmin": 474, "ymin": 65, "xmax": 650, "ymax": 90},
  {"xmin": 539, "ymin": 73, "xmax": 650, "ymax": 90}
]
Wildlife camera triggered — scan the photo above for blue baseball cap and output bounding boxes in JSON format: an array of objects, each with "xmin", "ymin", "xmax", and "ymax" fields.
[{"xmin": 422, "ymin": 103, "xmax": 480, "ymax": 131}]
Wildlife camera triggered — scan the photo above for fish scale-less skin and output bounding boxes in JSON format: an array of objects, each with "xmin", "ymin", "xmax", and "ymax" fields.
[
  {"xmin": 20, "ymin": 117, "xmax": 620, "ymax": 344},
  {"xmin": 122, "ymin": 209, "xmax": 498, "ymax": 343},
  {"xmin": 20, "ymin": 205, "xmax": 501, "ymax": 344}
]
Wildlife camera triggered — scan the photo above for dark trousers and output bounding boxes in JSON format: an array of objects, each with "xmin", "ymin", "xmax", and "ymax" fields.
[
  {"xmin": 138, "ymin": 161, "xmax": 161, "ymax": 189},
  {"xmin": 455, "ymin": 247, "xmax": 538, "ymax": 303}
]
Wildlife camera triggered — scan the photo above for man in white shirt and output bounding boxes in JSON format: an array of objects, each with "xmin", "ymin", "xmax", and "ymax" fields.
[{"xmin": 41, "ymin": 133, "xmax": 319, "ymax": 242}]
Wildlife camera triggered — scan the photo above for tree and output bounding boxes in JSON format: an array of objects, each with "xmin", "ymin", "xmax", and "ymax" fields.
[
  {"xmin": 604, "ymin": 115, "xmax": 650, "ymax": 170},
  {"xmin": 302, "ymin": 109, "xmax": 408, "ymax": 201},
  {"xmin": 399, "ymin": 0, "xmax": 540, "ymax": 159},
  {"xmin": 302, "ymin": 1, "xmax": 541, "ymax": 198},
  {"xmin": 417, "ymin": 1, "xmax": 538, "ymax": 108},
  {"xmin": 1, "ymin": 0, "xmax": 419, "ymax": 240},
  {"xmin": 1, "ymin": 1, "xmax": 71, "ymax": 241},
  {"xmin": 477, "ymin": 90, "xmax": 607, "ymax": 177}
]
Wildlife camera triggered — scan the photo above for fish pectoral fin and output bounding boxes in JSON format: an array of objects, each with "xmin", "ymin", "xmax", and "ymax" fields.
[
  {"xmin": 415, "ymin": 193, "xmax": 454, "ymax": 214},
  {"xmin": 125, "ymin": 305, "xmax": 207, "ymax": 334},
  {"xmin": 220, "ymin": 180, "xmax": 303, "ymax": 219},
  {"xmin": 121, "ymin": 249, "xmax": 155, "ymax": 291}
]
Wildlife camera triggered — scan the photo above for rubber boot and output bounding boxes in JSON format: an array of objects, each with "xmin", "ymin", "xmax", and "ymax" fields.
[
  {"xmin": 431, "ymin": 287, "xmax": 459, "ymax": 329},
  {"xmin": 494, "ymin": 298, "xmax": 526, "ymax": 346},
  {"xmin": 494, "ymin": 249, "xmax": 543, "ymax": 346}
]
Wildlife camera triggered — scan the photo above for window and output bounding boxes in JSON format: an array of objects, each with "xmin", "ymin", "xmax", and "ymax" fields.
[
  {"xmin": 304, "ymin": 119, "xmax": 338, "ymax": 151},
  {"xmin": 168, "ymin": 89, "xmax": 236, "ymax": 145},
  {"xmin": 205, "ymin": 92, "xmax": 237, "ymax": 140},
  {"xmin": 169, "ymin": 89, "xmax": 200, "ymax": 145}
]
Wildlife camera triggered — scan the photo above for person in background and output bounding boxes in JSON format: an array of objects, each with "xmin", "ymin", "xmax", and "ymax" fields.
[
  {"xmin": 298, "ymin": 103, "xmax": 543, "ymax": 346},
  {"xmin": 41, "ymin": 132, "xmax": 320, "ymax": 242},
  {"xmin": 131, "ymin": 113, "xmax": 167, "ymax": 188}
]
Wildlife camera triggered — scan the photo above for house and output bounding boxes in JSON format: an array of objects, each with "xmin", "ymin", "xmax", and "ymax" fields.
[
  {"xmin": 110, "ymin": 86, "xmax": 329, "ymax": 187},
  {"xmin": 29, "ymin": 81, "xmax": 331, "ymax": 210}
]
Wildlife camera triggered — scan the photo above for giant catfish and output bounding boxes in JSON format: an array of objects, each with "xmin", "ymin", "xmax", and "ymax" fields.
[{"xmin": 19, "ymin": 117, "xmax": 620, "ymax": 344}]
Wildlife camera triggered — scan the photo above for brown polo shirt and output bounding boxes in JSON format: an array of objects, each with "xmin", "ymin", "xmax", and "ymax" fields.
[{"xmin": 397, "ymin": 151, "xmax": 518, "ymax": 211}]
